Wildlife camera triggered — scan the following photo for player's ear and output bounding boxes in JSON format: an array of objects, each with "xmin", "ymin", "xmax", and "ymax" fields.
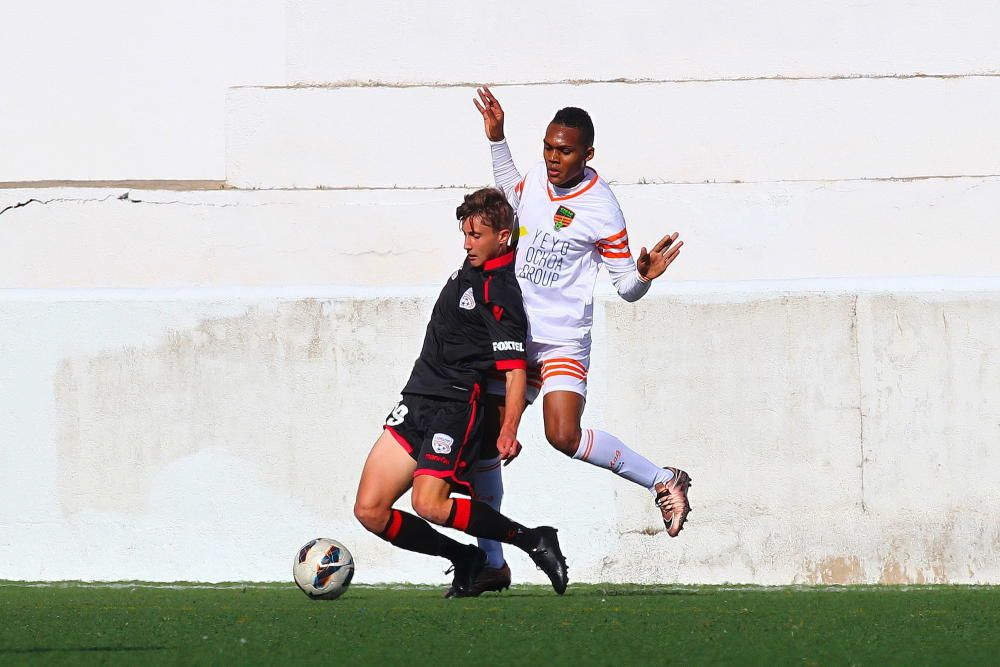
[
  {"xmin": 497, "ymin": 228, "xmax": 511, "ymax": 246},
  {"xmin": 586, "ymin": 146, "xmax": 595, "ymax": 162}
]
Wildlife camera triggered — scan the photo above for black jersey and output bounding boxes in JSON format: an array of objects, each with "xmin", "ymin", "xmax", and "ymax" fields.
[{"xmin": 401, "ymin": 250, "xmax": 527, "ymax": 402}]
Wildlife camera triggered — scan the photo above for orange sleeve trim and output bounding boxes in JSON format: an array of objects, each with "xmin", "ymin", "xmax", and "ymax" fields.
[
  {"xmin": 599, "ymin": 250, "xmax": 632, "ymax": 259},
  {"xmin": 599, "ymin": 228, "xmax": 628, "ymax": 243},
  {"xmin": 597, "ymin": 239, "xmax": 629, "ymax": 250}
]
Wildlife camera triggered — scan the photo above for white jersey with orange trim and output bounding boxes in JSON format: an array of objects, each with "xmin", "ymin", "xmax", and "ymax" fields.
[{"xmin": 504, "ymin": 159, "xmax": 650, "ymax": 345}]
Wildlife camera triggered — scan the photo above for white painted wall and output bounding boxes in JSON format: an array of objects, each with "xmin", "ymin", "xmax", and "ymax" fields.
[
  {"xmin": 4, "ymin": 0, "xmax": 1000, "ymax": 586},
  {"xmin": 2, "ymin": 284, "xmax": 998, "ymax": 584},
  {"xmin": 287, "ymin": 0, "xmax": 1000, "ymax": 84},
  {"xmin": 226, "ymin": 78, "xmax": 1000, "ymax": 189},
  {"xmin": 3, "ymin": 178, "xmax": 1000, "ymax": 289},
  {"xmin": 0, "ymin": 1, "xmax": 285, "ymax": 181}
]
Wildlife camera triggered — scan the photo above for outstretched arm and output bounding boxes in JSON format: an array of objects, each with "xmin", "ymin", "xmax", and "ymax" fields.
[
  {"xmin": 601, "ymin": 227, "xmax": 684, "ymax": 302},
  {"xmin": 474, "ymin": 86, "xmax": 523, "ymax": 206}
]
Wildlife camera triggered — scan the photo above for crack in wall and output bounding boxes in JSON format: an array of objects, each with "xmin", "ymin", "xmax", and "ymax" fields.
[
  {"xmin": 120, "ymin": 193, "xmax": 243, "ymax": 208},
  {"xmin": 0, "ymin": 191, "xmax": 262, "ymax": 218},
  {"xmin": 852, "ymin": 294, "xmax": 868, "ymax": 513},
  {"xmin": 0, "ymin": 193, "xmax": 121, "ymax": 217},
  {"xmin": 241, "ymin": 71, "xmax": 1000, "ymax": 90}
]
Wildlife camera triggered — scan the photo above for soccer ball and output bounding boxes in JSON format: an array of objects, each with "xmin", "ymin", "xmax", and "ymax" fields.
[{"xmin": 293, "ymin": 538, "xmax": 355, "ymax": 600}]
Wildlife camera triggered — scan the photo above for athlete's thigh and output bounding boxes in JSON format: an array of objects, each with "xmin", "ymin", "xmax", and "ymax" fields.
[
  {"xmin": 356, "ymin": 429, "xmax": 417, "ymax": 510},
  {"xmin": 410, "ymin": 473, "xmax": 453, "ymax": 513},
  {"xmin": 542, "ymin": 389, "xmax": 586, "ymax": 433}
]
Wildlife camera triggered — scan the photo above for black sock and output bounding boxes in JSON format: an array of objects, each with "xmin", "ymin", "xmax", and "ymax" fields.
[
  {"xmin": 379, "ymin": 509, "xmax": 467, "ymax": 562},
  {"xmin": 446, "ymin": 498, "xmax": 539, "ymax": 552}
]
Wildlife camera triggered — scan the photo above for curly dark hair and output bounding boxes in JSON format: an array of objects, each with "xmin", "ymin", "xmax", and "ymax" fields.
[{"xmin": 455, "ymin": 187, "xmax": 515, "ymax": 232}]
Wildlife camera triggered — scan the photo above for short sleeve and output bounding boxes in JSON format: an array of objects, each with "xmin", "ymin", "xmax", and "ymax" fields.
[{"xmin": 480, "ymin": 276, "xmax": 528, "ymax": 371}]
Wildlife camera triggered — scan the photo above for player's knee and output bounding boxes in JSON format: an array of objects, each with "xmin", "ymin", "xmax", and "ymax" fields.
[
  {"xmin": 410, "ymin": 493, "xmax": 449, "ymax": 526},
  {"xmin": 545, "ymin": 423, "xmax": 582, "ymax": 456},
  {"xmin": 353, "ymin": 500, "xmax": 389, "ymax": 534}
]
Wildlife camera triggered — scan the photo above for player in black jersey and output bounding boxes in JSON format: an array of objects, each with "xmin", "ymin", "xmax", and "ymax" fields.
[{"xmin": 353, "ymin": 188, "xmax": 569, "ymax": 596}]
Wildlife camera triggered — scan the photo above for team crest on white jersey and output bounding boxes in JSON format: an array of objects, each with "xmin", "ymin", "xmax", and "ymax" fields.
[
  {"xmin": 553, "ymin": 205, "xmax": 576, "ymax": 231},
  {"xmin": 432, "ymin": 433, "xmax": 454, "ymax": 454},
  {"xmin": 459, "ymin": 287, "xmax": 475, "ymax": 310}
]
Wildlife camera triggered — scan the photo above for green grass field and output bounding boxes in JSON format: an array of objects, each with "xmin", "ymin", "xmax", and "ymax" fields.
[{"xmin": 1, "ymin": 583, "xmax": 998, "ymax": 665}]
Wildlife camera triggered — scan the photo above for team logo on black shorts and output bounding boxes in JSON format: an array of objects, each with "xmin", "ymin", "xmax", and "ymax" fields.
[{"xmin": 432, "ymin": 433, "xmax": 454, "ymax": 454}]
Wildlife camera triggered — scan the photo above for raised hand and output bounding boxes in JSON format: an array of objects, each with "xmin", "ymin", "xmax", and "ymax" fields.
[
  {"xmin": 637, "ymin": 232, "xmax": 684, "ymax": 281},
  {"xmin": 473, "ymin": 86, "xmax": 505, "ymax": 141}
]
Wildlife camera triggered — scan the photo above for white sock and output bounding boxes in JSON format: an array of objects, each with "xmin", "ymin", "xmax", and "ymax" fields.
[
  {"xmin": 572, "ymin": 429, "xmax": 673, "ymax": 492},
  {"xmin": 472, "ymin": 457, "xmax": 506, "ymax": 569}
]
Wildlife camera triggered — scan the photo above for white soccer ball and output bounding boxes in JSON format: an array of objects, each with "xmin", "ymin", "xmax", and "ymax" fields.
[{"xmin": 293, "ymin": 538, "xmax": 355, "ymax": 600}]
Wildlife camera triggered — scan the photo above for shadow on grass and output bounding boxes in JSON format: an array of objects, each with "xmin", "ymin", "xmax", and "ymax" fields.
[
  {"xmin": 0, "ymin": 646, "xmax": 169, "ymax": 654},
  {"xmin": 480, "ymin": 586, "xmax": 703, "ymax": 599}
]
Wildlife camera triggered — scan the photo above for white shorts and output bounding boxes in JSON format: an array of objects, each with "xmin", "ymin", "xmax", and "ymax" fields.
[{"xmin": 487, "ymin": 339, "xmax": 591, "ymax": 403}]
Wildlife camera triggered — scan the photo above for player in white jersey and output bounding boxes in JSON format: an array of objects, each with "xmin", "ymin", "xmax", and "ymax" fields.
[{"xmin": 451, "ymin": 87, "xmax": 692, "ymax": 597}]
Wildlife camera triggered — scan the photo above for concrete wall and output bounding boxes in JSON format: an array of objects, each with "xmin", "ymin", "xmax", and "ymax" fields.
[
  {"xmin": 3, "ymin": 1, "xmax": 999, "ymax": 584},
  {"xmin": 226, "ymin": 78, "xmax": 1000, "ymax": 189},
  {"xmin": 2, "ymin": 285, "xmax": 998, "ymax": 584},
  {"xmin": 3, "ymin": 178, "xmax": 1000, "ymax": 289},
  {"xmin": 287, "ymin": 0, "xmax": 1000, "ymax": 83},
  {"xmin": 0, "ymin": 1, "xmax": 285, "ymax": 181}
]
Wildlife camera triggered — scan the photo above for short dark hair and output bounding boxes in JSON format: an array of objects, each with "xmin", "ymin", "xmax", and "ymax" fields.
[
  {"xmin": 551, "ymin": 107, "xmax": 595, "ymax": 147},
  {"xmin": 455, "ymin": 187, "xmax": 515, "ymax": 232}
]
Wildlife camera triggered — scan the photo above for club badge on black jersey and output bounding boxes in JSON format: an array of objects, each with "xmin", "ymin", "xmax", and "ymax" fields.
[{"xmin": 459, "ymin": 288, "xmax": 475, "ymax": 310}]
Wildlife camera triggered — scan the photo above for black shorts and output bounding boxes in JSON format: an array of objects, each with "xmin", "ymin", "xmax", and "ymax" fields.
[{"xmin": 383, "ymin": 388, "xmax": 482, "ymax": 495}]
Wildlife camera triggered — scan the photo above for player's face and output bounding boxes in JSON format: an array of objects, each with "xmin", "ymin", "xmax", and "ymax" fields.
[
  {"xmin": 462, "ymin": 216, "xmax": 510, "ymax": 268},
  {"xmin": 543, "ymin": 123, "xmax": 595, "ymax": 188}
]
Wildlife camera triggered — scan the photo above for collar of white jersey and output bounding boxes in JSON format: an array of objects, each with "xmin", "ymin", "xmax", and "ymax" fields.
[{"xmin": 546, "ymin": 167, "xmax": 600, "ymax": 202}]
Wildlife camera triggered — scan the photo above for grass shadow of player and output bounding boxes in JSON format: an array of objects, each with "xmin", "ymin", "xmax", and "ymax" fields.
[
  {"xmin": 0, "ymin": 646, "xmax": 169, "ymax": 654},
  {"xmin": 497, "ymin": 585, "xmax": 701, "ymax": 598}
]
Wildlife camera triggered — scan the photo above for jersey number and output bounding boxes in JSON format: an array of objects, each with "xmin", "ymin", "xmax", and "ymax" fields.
[{"xmin": 386, "ymin": 403, "xmax": 409, "ymax": 427}]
